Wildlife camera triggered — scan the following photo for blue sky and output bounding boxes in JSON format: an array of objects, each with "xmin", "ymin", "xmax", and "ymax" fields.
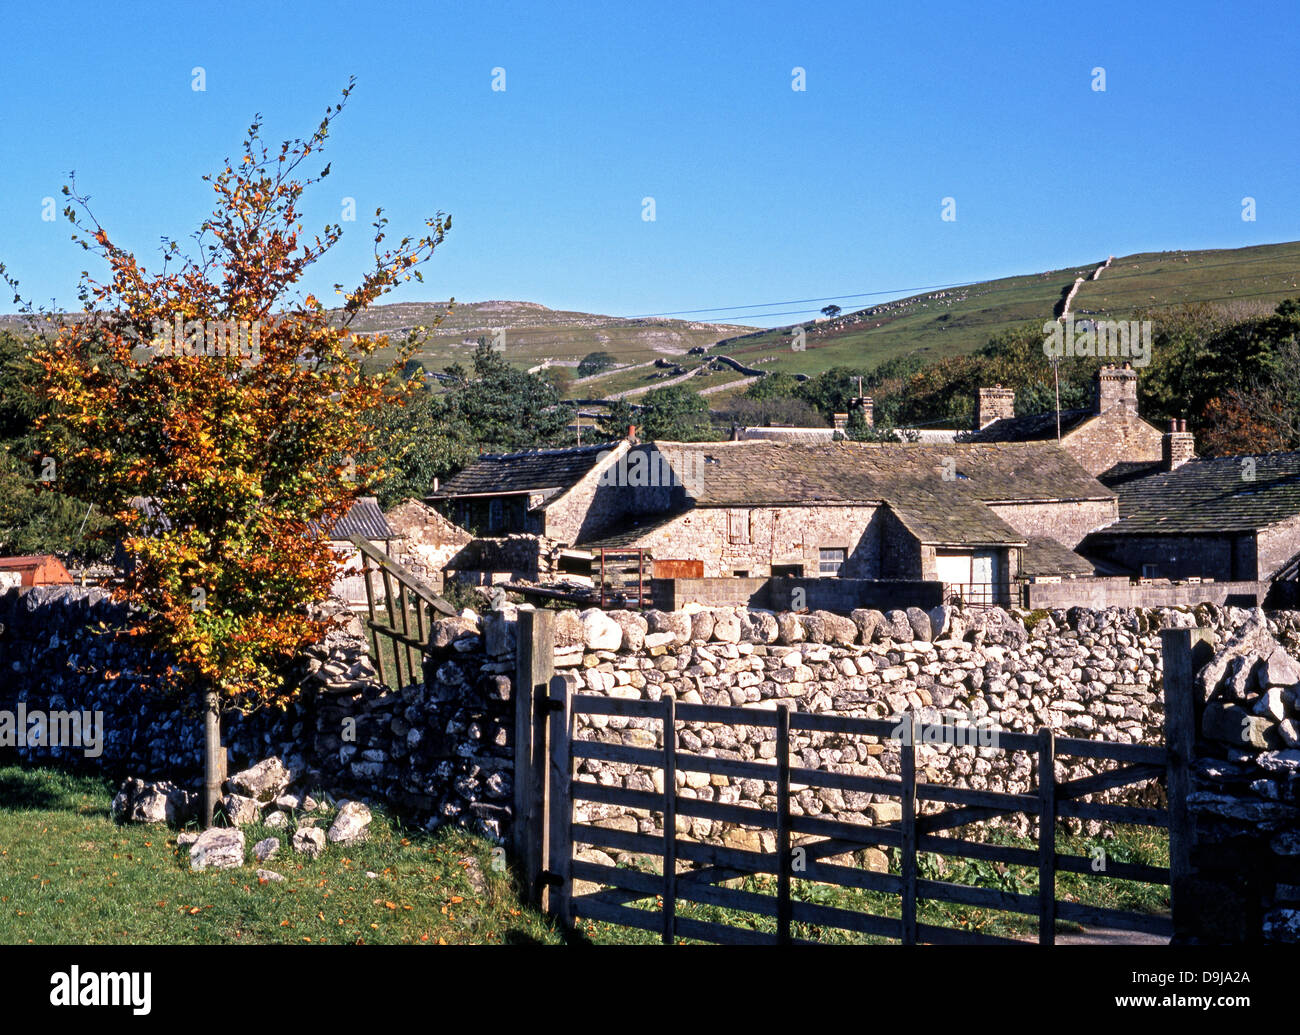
[{"xmin": 0, "ymin": 0, "xmax": 1296, "ymax": 327}]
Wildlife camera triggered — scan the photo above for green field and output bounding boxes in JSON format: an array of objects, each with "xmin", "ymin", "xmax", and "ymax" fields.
[
  {"xmin": 0, "ymin": 766, "xmax": 559, "ymax": 945},
  {"xmin": 0, "ymin": 765, "xmax": 1168, "ymax": 946}
]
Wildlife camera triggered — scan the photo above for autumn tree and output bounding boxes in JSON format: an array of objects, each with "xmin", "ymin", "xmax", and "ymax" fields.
[{"xmin": 6, "ymin": 81, "xmax": 451, "ymax": 825}]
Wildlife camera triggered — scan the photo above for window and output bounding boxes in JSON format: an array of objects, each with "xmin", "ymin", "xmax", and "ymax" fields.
[
  {"xmin": 771, "ymin": 564, "xmax": 804, "ymax": 578},
  {"xmin": 819, "ymin": 547, "xmax": 846, "ymax": 575},
  {"xmin": 1141, "ymin": 563, "xmax": 1159, "ymax": 579},
  {"xmin": 727, "ymin": 509, "xmax": 751, "ymax": 545},
  {"xmin": 488, "ymin": 498, "xmax": 504, "ymax": 533}
]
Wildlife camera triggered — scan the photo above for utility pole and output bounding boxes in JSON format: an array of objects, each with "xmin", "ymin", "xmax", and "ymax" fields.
[{"xmin": 1051, "ymin": 356, "xmax": 1062, "ymax": 442}]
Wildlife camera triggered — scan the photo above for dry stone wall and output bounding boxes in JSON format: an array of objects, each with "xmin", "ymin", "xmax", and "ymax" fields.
[
  {"xmin": 413, "ymin": 601, "xmax": 1300, "ymax": 848},
  {"xmin": 1180, "ymin": 611, "xmax": 1300, "ymax": 943}
]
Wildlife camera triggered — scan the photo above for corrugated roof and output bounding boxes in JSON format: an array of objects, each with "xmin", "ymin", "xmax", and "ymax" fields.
[
  {"xmin": 326, "ymin": 497, "xmax": 396, "ymax": 540},
  {"xmin": 1094, "ymin": 452, "xmax": 1300, "ymax": 535}
]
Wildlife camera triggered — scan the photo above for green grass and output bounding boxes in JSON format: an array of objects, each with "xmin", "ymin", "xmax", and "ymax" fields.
[
  {"xmin": 577, "ymin": 825, "xmax": 1170, "ymax": 945},
  {"xmin": 0, "ymin": 766, "xmax": 561, "ymax": 945},
  {"xmin": 0, "ymin": 766, "xmax": 1173, "ymax": 945}
]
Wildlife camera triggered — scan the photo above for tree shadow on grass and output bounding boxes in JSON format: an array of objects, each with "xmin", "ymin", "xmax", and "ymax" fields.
[{"xmin": 0, "ymin": 765, "xmax": 110, "ymax": 814}]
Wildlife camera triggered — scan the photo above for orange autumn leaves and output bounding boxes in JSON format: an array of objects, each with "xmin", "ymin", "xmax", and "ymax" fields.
[{"xmin": 28, "ymin": 80, "xmax": 451, "ymax": 714}]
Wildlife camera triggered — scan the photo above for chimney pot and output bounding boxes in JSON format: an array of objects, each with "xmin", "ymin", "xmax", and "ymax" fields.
[{"xmin": 1162, "ymin": 420, "xmax": 1195, "ymax": 471}]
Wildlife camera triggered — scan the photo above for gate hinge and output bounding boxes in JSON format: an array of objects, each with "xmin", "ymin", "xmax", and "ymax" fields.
[
  {"xmin": 538, "ymin": 870, "xmax": 564, "ymax": 888},
  {"xmin": 536, "ymin": 697, "xmax": 564, "ymax": 715}
]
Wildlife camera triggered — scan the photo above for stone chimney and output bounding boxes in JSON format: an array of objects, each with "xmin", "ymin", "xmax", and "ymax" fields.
[
  {"xmin": 1096, "ymin": 363, "xmax": 1139, "ymax": 414},
  {"xmin": 852, "ymin": 396, "xmax": 875, "ymax": 429},
  {"xmin": 832, "ymin": 412, "xmax": 849, "ymax": 432},
  {"xmin": 974, "ymin": 386, "xmax": 1014, "ymax": 430},
  {"xmin": 1162, "ymin": 418, "xmax": 1195, "ymax": 471}
]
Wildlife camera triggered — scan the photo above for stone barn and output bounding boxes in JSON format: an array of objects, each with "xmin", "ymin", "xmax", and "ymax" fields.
[{"xmin": 432, "ymin": 437, "xmax": 1114, "ymax": 605}]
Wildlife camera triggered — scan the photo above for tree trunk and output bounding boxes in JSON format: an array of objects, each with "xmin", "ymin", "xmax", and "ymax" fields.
[{"xmin": 202, "ymin": 689, "xmax": 222, "ymax": 828}]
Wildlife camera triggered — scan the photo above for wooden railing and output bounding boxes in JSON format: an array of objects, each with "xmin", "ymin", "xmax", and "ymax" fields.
[{"xmin": 351, "ymin": 535, "xmax": 456, "ymax": 691}]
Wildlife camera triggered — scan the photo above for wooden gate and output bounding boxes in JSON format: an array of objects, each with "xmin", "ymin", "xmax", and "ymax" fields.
[
  {"xmin": 511, "ymin": 612, "xmax": 1197, "ymax": 945},
  {"xmin": 351, "ymin": 535, "xmax": 457, "ymax": 691}
]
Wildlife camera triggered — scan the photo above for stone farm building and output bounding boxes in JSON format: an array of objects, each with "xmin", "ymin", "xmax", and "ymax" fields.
[
  {"xmin": 1086, "ymin": 446, "xmax": 1300, "ymax": 594},
  {"xmin": 962, "ymin": 363, "xmax": 1166, "ymax": 478},
  {"xmin": 733, "ymin": 363, "xmax": 1166, "ymax": 481},
  {"xmin": 431, "ymin": 437, "xmax": 1114, "ymax": 605},
  {"xmin": 427, "ymin": 361, "xmax": 1300, "ymax": 609}
]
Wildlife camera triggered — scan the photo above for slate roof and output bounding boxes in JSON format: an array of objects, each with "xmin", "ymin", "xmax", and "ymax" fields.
[
  {"xmin": 967, "ymin": 408, "xmax": 1094, "ymax": 443},
  {"xmin": 432, "ymin": 443, "xmax": 618, "ymax": 498},
  {"xmin": 1020, "ymin": 536, "xmax": 1097, "ymax": 577},
  {"xmin": 735, "ymin": 427, "xmax": 837, "ymax": 444},
  {"xmin": 886, "ymin": 497, "xmax": 1026, "ymax": 548},
  {"xmin": 649, "ymin": 440, "xmax": 1112, "ymax": 507},
  {"xmin": 1093, "ymin": 452, "xmax": 1300, "ymax": 535},
  {"xmin": 577, "ymin": 510, "xmax": 687, "ymax": 549}
]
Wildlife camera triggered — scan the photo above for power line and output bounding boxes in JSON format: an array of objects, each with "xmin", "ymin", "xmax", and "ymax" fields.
[{"xmin": 620, "ymin": 280, "xmax": 982, "ymax": 320}]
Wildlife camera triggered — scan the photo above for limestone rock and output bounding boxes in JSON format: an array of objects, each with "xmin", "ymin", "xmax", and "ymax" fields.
[
  {"xmin": 190, "ymin": 827, "xmax": 245, "ymax": 871},
  {"xmin": 111, "ymin": 778, "xmax": 196, "ymax": 826},
  {"xmin": 327, "ymin": 800, "xmax": 373, "ymax": 845},
  {"xmin": 690, "ymin": 610, "xmax": 716, "ymax": 643},
  {"xmin": 1203, "ymin": 701, "xmax": 1281, "ymax": 750},
  {"xmin": 553, "ymin": 608, "xmax": 585, "ymax": 648},
  {"xmin": 221, "ymin": 793, "xmax": 262, "ymax": 827},
  {"xmin": 776, "ymin": 612, "xmax": 806, "ymax": 645},
  {"xmin": 256, "ymin": 869, "xmax": 285, "ymax": 883},
  {"xmin": 712, "ymin": 609, "xmax": 742, "ymax": 644},
  {"xmin": 645, "ymin": 609, "xmax": 691, "ymax": 645},
  {"xmin": 851, "ymin": 609, "xmax": 884, "ymax": 644},
  {"xmin": 748, "ymin": 610, "xmax": 780, "ymax": 644},
  {"xmin": 608, "ymin": 611, "xmax": 648, "ymax": 652},
  {"xmin": 1260, "ymin": 647, "xmax": 1300, "ymax": 689},
  {"xmin": 928, "ymin": 605, "xmax": 953, "ymax": 640},
  {"xmin": 292, "ymin": 826, "xmax": 326, "ymax": 858},
  {"xmin": 253, "ymin": 837, "xmax": 280, "ymax": 862},
  {"xmin": 430, "ymin": 616, "xmax": 480, "ymax": 651},
  {"xmin": 814, "ymin": 610, "xmax": 859, "ymax": 646},
  {"xmin": 581, "ymin": 609, "xmax": 623, "ymax": 651},
  {"xmin": 906, "ymin": 607, "xmax": 933, "ymax": 642},
  {"xmin": 1197, "ymin": 608, "xmax": 1275, "ymax": 702},
  {"xmin": 227, "ymin": 757, "xmax": 291, "ymax": 803},
  {"xmin": 881, "ymin": 610, "xmax": 913, "ymax": 642}
]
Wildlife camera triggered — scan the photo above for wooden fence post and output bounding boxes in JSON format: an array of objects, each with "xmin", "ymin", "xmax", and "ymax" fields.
[
  {"xmin": 1160, "ymin": 626, "xmax": 1215, "ymax": 936},
  {"xmin": 1037, "ymin": 726, "xmax": 1056, "ymax": 946},
  {"xmin": 361, "ymin": 560, "xmax": 387, "ymax": 689},
  {"xmin": 546, "ymin": 671, "xmax": 573, "ymax": 927},
  {"xmin": 900, "ymin": 712, "xmax": 918, "ymax": 945},
  {"xmin": 662, "ymin": 693, "xmax": 677, "ymax": 945},
  {"xmin": 514, "ymin": 609, "xmax": 554, "ymax": 905},
  {"xmin": 776, "ymin": 703, "xmax": 792, "ymax": 945}
]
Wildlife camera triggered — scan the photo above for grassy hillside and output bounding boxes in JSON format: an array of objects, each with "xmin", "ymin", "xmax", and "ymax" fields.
[
  {"xmin": 565, "ymin": 241, "xmax": 1300, "ymax": 404},
  {"xmin": 338, "ymin": 299, "xmax": 756, "ymax": 377},
  {"xmin": 4, "ymin": 242, "xmax": 1296, "ymax": 408}
]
